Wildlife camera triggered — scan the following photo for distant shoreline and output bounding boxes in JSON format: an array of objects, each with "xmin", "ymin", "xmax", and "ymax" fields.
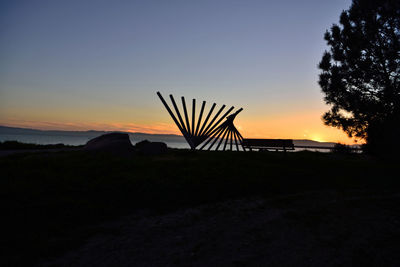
[{"xmin": 0, "ymin": 125, "xmax": 356, "ymax": 148}]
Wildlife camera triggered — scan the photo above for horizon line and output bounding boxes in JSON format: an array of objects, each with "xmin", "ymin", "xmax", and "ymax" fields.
[{"xmin": 0, "ymin": 124, "xmax": 360, "ymax": 145}]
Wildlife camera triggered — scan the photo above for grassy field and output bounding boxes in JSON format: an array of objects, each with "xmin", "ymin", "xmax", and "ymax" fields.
[{"xmin": 1, "ymin": 149, "xmax": 399, "ymax": 266}]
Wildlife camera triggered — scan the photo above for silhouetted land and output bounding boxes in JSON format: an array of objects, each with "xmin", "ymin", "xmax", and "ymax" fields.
[
  {"xmin": 0, "ymin": 125, "xmax": 340, "ymax": 148},
  {"xmin": 1, "ymin": 149, "xmax": 399, "ymax": 266},
  {"xmin": 0, "ymin": 140, "xmax": 82, "ymax": 150}
]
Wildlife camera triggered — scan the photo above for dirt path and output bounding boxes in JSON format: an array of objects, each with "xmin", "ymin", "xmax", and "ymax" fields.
[{"xmin": 41, "ymin": 191, "xmax": 400, "ymax": 267}]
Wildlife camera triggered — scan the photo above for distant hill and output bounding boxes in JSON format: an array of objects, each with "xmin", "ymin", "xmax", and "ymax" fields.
[
  {"xmin": 0, "ymin": 125, "xmax": 342, "ymax": 147},
  {"xmin": 292, "ymin": 139, "xmax": 337, "ymax": 148},
  {"xmin": 0, "ymin": 125, "xmax": 185, "ymax": 143}
]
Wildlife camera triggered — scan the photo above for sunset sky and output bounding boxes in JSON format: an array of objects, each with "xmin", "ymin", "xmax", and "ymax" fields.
[{"xmin": 0, "ymin": 0, "xmax": 358, "ymax": 144}]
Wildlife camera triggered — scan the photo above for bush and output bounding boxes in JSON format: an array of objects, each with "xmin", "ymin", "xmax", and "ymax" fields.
[{"xmin": 331, "ymin": 143, "xmax": 355, "ymax": 154}]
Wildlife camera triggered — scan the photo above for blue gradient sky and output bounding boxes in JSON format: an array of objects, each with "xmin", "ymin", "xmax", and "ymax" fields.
[{"xmin": 0, "ymin": 0, "xmax": 355, "ymax": 142}]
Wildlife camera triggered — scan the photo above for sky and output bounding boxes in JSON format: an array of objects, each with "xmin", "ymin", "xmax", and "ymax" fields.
[{"xmin": 0, "ymin": 0, "xmax": 357, "ymax": 143}]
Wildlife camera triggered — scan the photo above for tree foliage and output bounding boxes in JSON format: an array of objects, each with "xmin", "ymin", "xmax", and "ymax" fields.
[{"xmin": 319, "ymin": 0, "xmax": 400, "ymax": 153}]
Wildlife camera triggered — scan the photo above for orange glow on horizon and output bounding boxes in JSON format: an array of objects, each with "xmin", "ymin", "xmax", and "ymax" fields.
[
  {"xmin": 236, "ymin": 111, "xmax": 360, "ymax": 145},
  {"xmin": 1, "ymin": 113, "xmax": 361, "ymax": 145}
]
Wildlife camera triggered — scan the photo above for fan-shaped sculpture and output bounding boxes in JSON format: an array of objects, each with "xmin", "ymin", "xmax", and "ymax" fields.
[{"xmin": 157, "ymin": 92, "xmax": 246, "ymax": 151}]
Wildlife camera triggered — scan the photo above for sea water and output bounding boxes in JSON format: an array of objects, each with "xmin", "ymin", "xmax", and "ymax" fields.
[
  {"xmin": 0, "ymin": 133, "xmax": 340, "ymax": 152},
  {"xmin": 0, "ymin": 134, "xmax": 191, "ymax": 149}
]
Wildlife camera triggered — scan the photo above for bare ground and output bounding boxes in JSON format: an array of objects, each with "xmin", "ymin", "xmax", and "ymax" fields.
[{"xmin": 40, "ymin": 190, "xmax": 400, "ymax": 267}]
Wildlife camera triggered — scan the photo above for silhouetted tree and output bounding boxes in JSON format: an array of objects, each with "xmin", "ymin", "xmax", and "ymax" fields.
[
  {"xmin": 319, "ymin": 0, "xmax": 400, "ymax": 155},
  {"xmin": 331, "ymin": 143, "xmax": 355, "ymax": 154}
]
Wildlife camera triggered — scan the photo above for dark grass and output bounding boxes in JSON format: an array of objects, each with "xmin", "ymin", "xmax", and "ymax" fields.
[
  {"xmin": 0, "ymin": 140, "xmax": 83, "ymax": 150},
  {"xmin": 1, "ymin": 149, "xmax": 399, "ymax": 266}
]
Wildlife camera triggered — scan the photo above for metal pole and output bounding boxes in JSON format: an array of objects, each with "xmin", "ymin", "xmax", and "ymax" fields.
[
  {"xmin": 216, "ymin": 126, "xmax": 229, "ymax": 151},
  {"xmin": 170, "ymin": 94, "xmax": 188, "ymax": 135},
  {"xmin": 199, "ymin": 125, "xmax": 225, "ymax": 150},
  {"xmin": 199, "ymin": 105, "xmax": 226, "ymax": 138},
  {"xmin": 181, "ymin": 96, "xmax": 191, "ymax": 135},
  {"xmin": 192, "ymin": 99, "xmax": 195, "ymax": 137},
  {"xmin": 233, "ymin": 129, "xmax": 240, "ymax": 151},
  {"xmin": 194, "ymin": 101, "xmax": 206, "ymax": 137},
  {"xmin": 157, "ymin": 92, "xmax": 192, "ymax": 147},
  {"xmin": 202, "ymin": 106, "xmax": 235, "ymax": 137},
  {"xmin": 230, "ymin": 130, "xmax": 233, "ymax": 151},
  {"xmin": 197, "ymin": 103, "xmax": 216, "ymax": 136},
  {"xmin": 208, "ymin": 125, "xmax": 228, "ymax": 151},
  {"xmin": 223, "ymin": 130, "xmax": 230, "ymax": 151}
]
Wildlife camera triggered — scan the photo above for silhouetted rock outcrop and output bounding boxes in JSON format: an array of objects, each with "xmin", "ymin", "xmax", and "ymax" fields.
[
  {"xmin": 84, "ymin": 133, "xmax": 134, "ymax": 155},
  {"xmin": 135, "ymin": 140, "xmax": 168, "ymax": 155}
]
